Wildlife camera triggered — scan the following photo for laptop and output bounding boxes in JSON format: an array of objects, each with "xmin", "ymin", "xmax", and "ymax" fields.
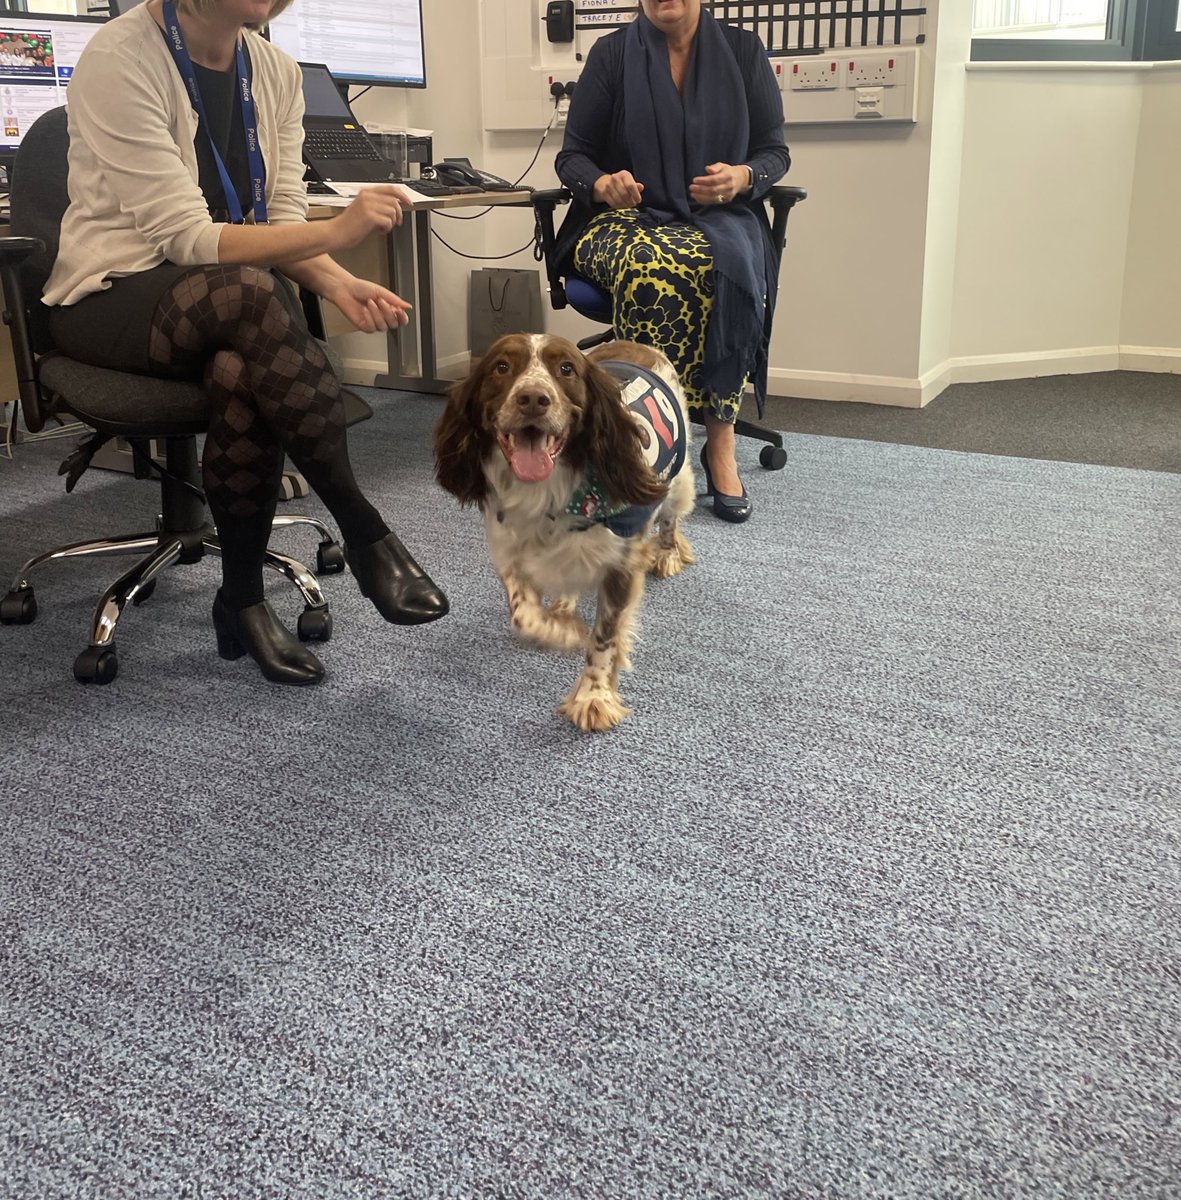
[{"xmin": 297, "ymin": 62, "xmax": 398, "ymax": 185}]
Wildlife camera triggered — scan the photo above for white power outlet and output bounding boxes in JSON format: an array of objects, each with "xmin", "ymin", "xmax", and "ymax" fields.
[
  {"xmin": 846, "ymin": 55, "xmax": 897, "ymax": 88},
  {"xmin": 780, "ymin": 47, "xmax": 917, "ymax": 125},
  {"xmin": 788, "ymin": 58, "xmax": 841, "ymax": 91}
]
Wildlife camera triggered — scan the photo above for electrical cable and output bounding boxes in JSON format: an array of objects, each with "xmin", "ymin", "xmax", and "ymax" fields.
[
  {"xmin": 430, "ymin": 110, "xmax": 560, "ymax": 259},
  {"xmin": 430, "ymin": 232, "xmax": 537, "ymax": 261}
]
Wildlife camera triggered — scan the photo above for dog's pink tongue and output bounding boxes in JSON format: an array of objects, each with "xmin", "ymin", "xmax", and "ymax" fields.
[{"xmin": 510, "ymin": 431, "xmax": 555, "ymax": 482}]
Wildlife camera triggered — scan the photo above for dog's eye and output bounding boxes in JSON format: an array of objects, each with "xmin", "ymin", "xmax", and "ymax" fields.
[
  {"xmin": 559, "ymin": 361, "xmax": 575, "ymax": 376},
  {"xmin": 494, "ymin": 361, "xmax": 510, "ymax": 375}
]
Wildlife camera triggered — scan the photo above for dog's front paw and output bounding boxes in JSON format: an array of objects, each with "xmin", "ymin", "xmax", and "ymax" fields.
[
  {"xmin": 544, "ymin": 598, "xmax": 591, "ymax": 648},
  {"xmin": 559, "ymin": 680, "xmax": 631, "ymax": 732},
  {"xmin": 511, "ymin": 603, "xmax": 588, "ymax": 652}
]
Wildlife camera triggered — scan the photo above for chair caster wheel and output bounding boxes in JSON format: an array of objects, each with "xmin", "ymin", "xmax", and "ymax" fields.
[
  {"xmin": 74, "ymin": 644, "xmax": 118, "ymax": 685},
  {"xmin": 760, "ymin": 444, "xmax": 787, "ymax": 471},
  {"xmin": 297, "ymin": 605, "xmax": 333, "ymax": 643},
  {"xmin": 316, "ymin": 540, "xmax": 346, "ymax": 574},
  {"xmin": 132, "ymin": 579, "xmax": 157, "ymax": 607},
  {"xmin": 1, "ymin": 586, "xmax": 37, "ymax": 625}
]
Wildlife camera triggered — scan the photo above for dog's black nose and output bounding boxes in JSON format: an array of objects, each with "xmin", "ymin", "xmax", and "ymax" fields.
[{"xmin": 515, "ymin": 389, "xmax": 551, "ymax": 415}]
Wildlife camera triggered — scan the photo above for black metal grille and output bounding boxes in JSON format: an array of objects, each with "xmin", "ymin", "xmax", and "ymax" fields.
[{"xmin": 573, "ymin": 1, "xmax": 928, "ymax": 51}]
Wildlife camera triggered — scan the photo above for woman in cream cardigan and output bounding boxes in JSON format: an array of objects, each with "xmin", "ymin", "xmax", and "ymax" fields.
[{"xmin": 45, "ymin": 0, "xmax": 447, "ymax": 686}]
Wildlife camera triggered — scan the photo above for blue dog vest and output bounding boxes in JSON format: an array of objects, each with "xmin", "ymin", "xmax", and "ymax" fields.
[{"xmin": 565, "ymin": 361, "xmax": 688, "ymax": 537}]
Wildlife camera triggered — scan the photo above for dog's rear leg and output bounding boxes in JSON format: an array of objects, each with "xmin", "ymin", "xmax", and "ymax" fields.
[
  {"xmin": 559, "ymin": 561, "xmax": 645, "ymax": 732},
  {"xmin": 501, "ymin": 570, "xmax": 588, "ymax": 651},
  {"xmin": 649, "ymin": 473, "xmax": 696, "ymax": 579}
]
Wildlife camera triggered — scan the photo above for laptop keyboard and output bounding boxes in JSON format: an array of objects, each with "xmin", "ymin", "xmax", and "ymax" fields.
[{"xmin": 303, "ymin": 128, "xmax": 381, "ymax": 161}]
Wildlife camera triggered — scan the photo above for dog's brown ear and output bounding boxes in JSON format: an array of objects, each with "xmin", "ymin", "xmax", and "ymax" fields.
[
  {"xmin": 435, "ymin": 365, "xmax": 492, "ymax": 506},
  {"xmin": 582, "ymin": 361, "xmax": 669, "ymax": 509}
]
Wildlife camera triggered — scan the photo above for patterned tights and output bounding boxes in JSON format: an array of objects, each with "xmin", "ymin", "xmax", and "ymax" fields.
[{"xmin": 147, "ymin": 266, "xmax": 388, "ymax": 610}]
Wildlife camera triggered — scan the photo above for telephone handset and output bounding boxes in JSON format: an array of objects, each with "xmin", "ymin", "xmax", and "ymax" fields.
[{"xmin": 430, "ymin": 157, "xmax": 527, "ymax": 192}]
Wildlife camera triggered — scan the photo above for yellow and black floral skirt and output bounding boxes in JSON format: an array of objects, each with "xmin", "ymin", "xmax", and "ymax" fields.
[{"xmin": 573, "ymin": 208, "xmax": 745, "ymax": 423}]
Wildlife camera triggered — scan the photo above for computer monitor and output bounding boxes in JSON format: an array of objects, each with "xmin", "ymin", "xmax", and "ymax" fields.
[
  {"xmin": 0, "ymin": 13, "xmax": 106, "ymax": 157},
  {"xmin": 266, "ymin": 0, "xmax": 426, "ymax": 89}
]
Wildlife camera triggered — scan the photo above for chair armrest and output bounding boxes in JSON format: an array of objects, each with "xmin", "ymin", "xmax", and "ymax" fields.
[
  {"xmin": 0, "ymin": 236, "xmax": 44, "ymax": 263},
  {"xmin": 530, "ymin": 187, "xmax": 573, "ymax": 206},
  {"xmin": 0, "ymin": 236, "xmax": 50, "ymax": 433},
  {"xmin": 765, "ymin": 184, "xmax": 808, "ymax": 258},
  {"xmin": 529, "ymin": 189, "xmax": 574, "ymax": 311}
]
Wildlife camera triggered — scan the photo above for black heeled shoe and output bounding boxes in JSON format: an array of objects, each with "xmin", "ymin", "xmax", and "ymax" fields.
[
  {"xmin": 212, "ymin": 592, "xmax": 324, "ymax": 685},
  {"xmin": 345, "ymin": 531, "xmax": 449, "ymax": 626},
  {"xmin": 700, "ymin": 444, "xmax": 753, "ymax": 524}
]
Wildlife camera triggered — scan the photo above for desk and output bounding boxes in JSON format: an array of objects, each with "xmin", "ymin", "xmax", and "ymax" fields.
[{"xmin": 311, "ymin": 188, "xmax": 533, "ymax": 396}]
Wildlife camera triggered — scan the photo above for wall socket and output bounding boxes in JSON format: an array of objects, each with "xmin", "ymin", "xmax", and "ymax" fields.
[
  {"xmin": 780, "ymin": 48, "xmax": 918, "ymax": 125},
  {"xmin": 789, "ymin": 58, "xmax": 840, "ymax": 91},
  {"xmin": 847, "ymin": 56, "xmax": 898, "ymax": 87}
]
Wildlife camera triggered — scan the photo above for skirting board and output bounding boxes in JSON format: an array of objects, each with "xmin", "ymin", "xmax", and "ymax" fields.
[
  {"xmin": 345, "ymin": 346, "xmax": 1181, "ymax": 405},
  {"xmin": 767, "ymin": 345, "xmax": 1181, "ymax": 408},
  {"xmin": 1119, "ymin": 346, "xmax": 1181, "ymax": 373}
]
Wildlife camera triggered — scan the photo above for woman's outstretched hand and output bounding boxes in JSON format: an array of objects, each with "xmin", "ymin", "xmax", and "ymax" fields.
[
  {"xmin": 327, "ymin": 274, "xmax": 412, "ymax": 333},
  {"xmin": 593, "ymin": 170, "xmax": 645, "ymax": 210},
  {"xmin": 689, "ymin": 162, "xmax": 752, "ymax": 207}
]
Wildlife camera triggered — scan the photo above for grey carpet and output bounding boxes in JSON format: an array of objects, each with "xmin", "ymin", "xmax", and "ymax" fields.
[
  {"xmin": 757, "ymin": 370, "xmax": 1181, "ymax": 473},
  {"xmin": 2, "ymin": 393, "xmax": 1179, "ymax": 1199}
]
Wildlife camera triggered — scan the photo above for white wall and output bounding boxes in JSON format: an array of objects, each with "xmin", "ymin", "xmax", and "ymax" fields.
[
  {"xmin": 1120, "ymin": 62, "xmax": 1181, "ymax": 369},
  {"xmin": 950, "ymin": 64, "xmax": 1145, "ymax": 378}
]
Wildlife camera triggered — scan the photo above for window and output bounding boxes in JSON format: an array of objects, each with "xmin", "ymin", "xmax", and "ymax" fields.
[
  {"xmin": 973, "ymin": 1, "xmax": 1110, "ymax": 41},
  {"xmin": 971, "ymin": 0, "xmax": 1181, "ymax": 59}
]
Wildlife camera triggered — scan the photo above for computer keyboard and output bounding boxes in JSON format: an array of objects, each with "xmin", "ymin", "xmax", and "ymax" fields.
[{"xmin": 303, "ymin": 129, "xmax": 381, "ymax": 161}]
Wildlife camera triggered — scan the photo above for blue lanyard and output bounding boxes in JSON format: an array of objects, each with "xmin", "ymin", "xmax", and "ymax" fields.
[{"xmin": 161, "ymin": 0, "xmax": 267, "ymax": 224}]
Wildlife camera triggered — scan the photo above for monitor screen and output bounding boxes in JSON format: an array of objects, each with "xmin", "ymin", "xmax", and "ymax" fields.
[
  {"xmin": 0, "ymin": 13, "xmax": 106, "ymax": 153},
  {"xmin": 267, "ymin": 0, "xmax": 426, "ymax": 89}
]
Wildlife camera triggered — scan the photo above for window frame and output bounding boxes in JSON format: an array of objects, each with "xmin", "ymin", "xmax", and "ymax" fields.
[
  {"xmin": 1143, "ymin": 0, "xmax": 1181, "ymax": 55},
  {"xmin": 971, "ymin": 0, "xmax": 1180, "ymax": 62}
]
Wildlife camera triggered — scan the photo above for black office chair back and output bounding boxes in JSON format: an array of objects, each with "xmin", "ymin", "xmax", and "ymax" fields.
[{"xmin": 9, "ymin": 106, "xmax": 71, "ymax": 356}]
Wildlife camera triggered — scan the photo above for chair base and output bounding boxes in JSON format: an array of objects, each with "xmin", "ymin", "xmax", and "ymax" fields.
[
  {"xmin": 734, "ymin": 418, "xmax": 788, "ymax": 471},
  {"xmin": 2, "ymin": 513, "xmax": 341, "ymax": 685}
]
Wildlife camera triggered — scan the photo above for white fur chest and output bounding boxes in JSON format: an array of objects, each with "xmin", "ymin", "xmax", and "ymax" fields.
[{"xmin": 481, "ymin": 455, "xmax": 630, "ymax": 596}]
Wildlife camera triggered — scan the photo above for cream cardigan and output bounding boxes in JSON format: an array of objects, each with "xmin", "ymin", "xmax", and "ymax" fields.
[{"xmin": 44, "ymin": 4, "xmax": 309, "ymax": 307}]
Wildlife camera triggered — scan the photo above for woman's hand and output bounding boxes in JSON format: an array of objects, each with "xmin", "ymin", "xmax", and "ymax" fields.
[
  {"xmin": 593, "ymin": 170, "xmax": 644, "ymax": 210},
  {"xmin": 325, "ymin": 274, "xmax": 412, "ymax": 333},
  {"xmin": 328, "ymin": 186, "xmax": 407, "ymax": 251},
  {"xmin": 689, "ymin": 162, "xmax": 753, "ymax": 207}
]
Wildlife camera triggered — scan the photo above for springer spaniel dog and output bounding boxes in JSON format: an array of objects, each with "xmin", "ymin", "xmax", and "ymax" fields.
[{"xmin": 435, "ymin": 334, "xmax": 695, "ymax": 731}]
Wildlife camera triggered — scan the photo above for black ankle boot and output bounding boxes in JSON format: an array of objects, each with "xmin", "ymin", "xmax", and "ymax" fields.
[
  {"xmin": 345, "ymin": 532, "xmax": 449, "ymax": 626},
  {"xmin": 212, "ymin": 592, "xmax": 324, "ymax": 685}
]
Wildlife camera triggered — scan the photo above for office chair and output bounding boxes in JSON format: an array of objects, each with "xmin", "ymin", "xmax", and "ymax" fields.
[
  {"xmin": 530, "ymin": 184, "xmax": 807, "ymax": 471},
  {"xmin": 0, "ymin": 106, "xmax": 366, "ymax": 684}
]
